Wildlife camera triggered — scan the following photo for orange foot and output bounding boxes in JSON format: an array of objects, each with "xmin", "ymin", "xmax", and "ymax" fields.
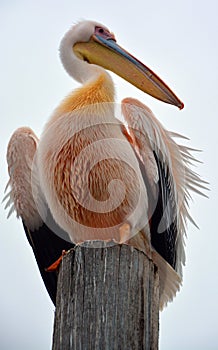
[{"xmin": 45, "ymin": 250, "xmax": 67, "ymax": 272}]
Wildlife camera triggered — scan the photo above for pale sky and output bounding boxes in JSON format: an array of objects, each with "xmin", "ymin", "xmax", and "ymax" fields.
[{"xmin": 1, "ymin": 1, "xmax": 218, "ymax": 349}]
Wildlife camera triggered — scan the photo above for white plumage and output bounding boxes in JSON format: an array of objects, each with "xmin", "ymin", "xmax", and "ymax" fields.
[{"xmin": 4, "ymin": 20, "xmax": 208, "ymax": 309}]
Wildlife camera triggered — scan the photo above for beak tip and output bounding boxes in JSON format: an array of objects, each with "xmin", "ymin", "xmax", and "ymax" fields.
[{"xmin": 178, "ymin": 101, "xmax": 184, "ymax": 110}]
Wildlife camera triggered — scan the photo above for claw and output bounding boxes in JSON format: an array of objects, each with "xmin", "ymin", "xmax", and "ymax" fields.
[
  {"xmin": 119, "ymin": 223, "xmax": 131, "ymax": 243},
  {"xmin": 45, "ymin": 250, "xmax": 67, "ymax": 272}
]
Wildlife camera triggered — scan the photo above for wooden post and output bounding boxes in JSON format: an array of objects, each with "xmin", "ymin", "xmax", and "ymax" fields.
[{"xmin": 52, "ymin": 242, "xmax": 159, "ymax": 350}]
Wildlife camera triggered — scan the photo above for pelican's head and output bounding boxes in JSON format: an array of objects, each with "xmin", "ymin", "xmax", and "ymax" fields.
[{"xmin": 60, "ymin": 20, "xmax": 184, "ymax": 109}]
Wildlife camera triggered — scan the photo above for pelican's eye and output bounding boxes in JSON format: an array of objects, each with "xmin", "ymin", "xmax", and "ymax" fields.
[{"xmin": 94, "ymin": 26, "xmax": 116, "ymax": 41}]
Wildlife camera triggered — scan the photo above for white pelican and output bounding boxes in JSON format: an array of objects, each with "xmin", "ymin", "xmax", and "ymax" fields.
[{"xmin": 4, "ymin": 20, "xmax": 207, "ymax": 308}]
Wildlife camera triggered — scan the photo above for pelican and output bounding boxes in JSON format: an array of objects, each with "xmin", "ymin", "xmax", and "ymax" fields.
[{"xmin": 4, "ymin": 20, "xmax": 207, "ymax": 308}]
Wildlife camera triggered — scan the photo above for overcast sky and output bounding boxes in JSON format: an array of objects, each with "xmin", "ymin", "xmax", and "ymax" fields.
[{"xmin": 1, "ymin": 0, "xmax": 218, "ymax": 349}]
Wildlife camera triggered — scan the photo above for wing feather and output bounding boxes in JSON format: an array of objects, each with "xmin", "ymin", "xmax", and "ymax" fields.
[
  {"xmin": 122, "ymin": 97, "xmax": 207, "ymax": 308},
  {"xmin": 4, "ymin": 127, "xmax": 74, "ymax": 305},
  {"xmin": 5, "ymin": 127, "xmax": 43, "ymax": 230}
]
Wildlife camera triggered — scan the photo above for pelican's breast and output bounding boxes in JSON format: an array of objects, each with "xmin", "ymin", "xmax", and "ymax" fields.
[
  {"xmin": 37, "ymin": 73, "xmax": 148, "ymax": 242},
  {"xmin": 38, "ymin": 114, "xmax": 147, "ymax": 243}
]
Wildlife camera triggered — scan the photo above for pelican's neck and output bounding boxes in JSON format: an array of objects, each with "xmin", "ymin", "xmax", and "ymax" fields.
[
  {"xmin": 60, "ymin": 37, "xmax": 92, "ymax": 84},
  {"xmin": 55, "ymin": 74, "xmax": 114, "ymax": 118},
  {"xmin": 57, "ymin": 28, "xmax": 115, "ymax": 116}
]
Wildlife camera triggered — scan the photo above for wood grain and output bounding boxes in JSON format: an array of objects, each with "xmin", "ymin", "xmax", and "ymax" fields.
[{"xmin": 52, "ymin": 242, "xmax": 159, "ymax": 350}]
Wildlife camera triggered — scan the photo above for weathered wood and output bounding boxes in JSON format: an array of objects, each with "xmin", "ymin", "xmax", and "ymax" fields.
[{"xmin": 52, "ymin": 242, "xmax": 159, "ymax": 350}]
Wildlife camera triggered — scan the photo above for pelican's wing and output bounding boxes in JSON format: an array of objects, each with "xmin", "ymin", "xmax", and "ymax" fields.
[
  {"xmin": 122, "ymin": 98, "xmax": 208, "ymax": 308},
  {"xmin": 4, "ymin": 127, "xmax": 74, "ymax": 305}
]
